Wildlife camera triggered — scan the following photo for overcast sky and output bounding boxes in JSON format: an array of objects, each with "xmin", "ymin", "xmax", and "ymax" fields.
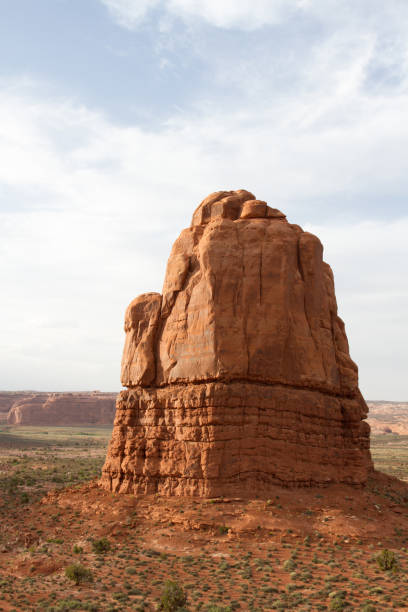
[{"xmin": 0, "ymin": 0, "xmax": 407, "ymax": 399}]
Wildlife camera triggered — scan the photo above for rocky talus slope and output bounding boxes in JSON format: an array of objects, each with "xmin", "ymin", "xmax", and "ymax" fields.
[{"xmin": 101, "ymin": 189, "xmax": 373, "ymax": 497}]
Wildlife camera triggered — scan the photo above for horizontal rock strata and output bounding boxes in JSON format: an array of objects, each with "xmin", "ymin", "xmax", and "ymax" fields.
[{"xmin": 102, "ymin": 383, "xmax": 370, "ymax": 496}]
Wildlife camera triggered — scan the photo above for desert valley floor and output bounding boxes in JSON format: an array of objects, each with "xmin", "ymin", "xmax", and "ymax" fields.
[{"xmin": 0, "ymin": 425, "xmax": 408, "ymax": 611}]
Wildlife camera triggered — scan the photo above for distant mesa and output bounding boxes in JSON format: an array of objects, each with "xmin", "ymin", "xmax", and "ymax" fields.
[
  {"xmin": 100, "ymin": 189, "xmax": 373, "ymax": 496},
  {"xmin": 4, "ymin": 392, "xmax": 116, "ymax": 426}
]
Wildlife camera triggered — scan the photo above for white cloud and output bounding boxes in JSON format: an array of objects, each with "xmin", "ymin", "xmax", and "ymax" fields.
[
  {"xmin": 307, "ymin": 220, "xmax": 408, "ymax": 401},
  {"xmin": 1, "ymin": 55, "xmax": 407, "ymax": 396},
  {"xmin": 100, "ymin": 0, "xmax": 160, "ymax": 28},
  {"xmin": 100, "ymin": 0, "xmax": 305, "ymax": 29},
  {"xmin": 165, "ymin": 0, "xmax": 303, "ymax": 29},
  {"xmin": 100, "ymin": 0, "xmax": 408, "ymax": 34},
  {"xmin": 1, "ymin": 0, "xmax": 407, "ymax": 400}
]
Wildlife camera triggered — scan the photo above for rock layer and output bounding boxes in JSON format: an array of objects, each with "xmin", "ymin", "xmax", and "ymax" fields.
[
  {"xmin": 0, "ymin": 392, "xmax": 29, "ymax": 414},
  {"xmin": 101, "ymin": 189, "xmax": 373, "ymax": 496}
]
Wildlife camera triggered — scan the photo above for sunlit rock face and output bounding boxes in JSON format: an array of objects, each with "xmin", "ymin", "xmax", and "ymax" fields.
[{"xmin": 101, "ymin": 189, "xmax": 373, "ymax": 497}]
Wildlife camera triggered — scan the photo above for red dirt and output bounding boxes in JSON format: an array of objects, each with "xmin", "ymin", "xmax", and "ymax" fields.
[{"xmin": 1, "ymin": 470, "xmax": 408, "ymax": 610}]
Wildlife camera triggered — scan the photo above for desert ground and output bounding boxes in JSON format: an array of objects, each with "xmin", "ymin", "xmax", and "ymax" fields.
[
  {"xmin": 367, "ymin": 403, "xmax": 408, "ymax": 436},
  {"xmin": 0, "ymin": 425, "xmax": 407, "ymax": 611}
]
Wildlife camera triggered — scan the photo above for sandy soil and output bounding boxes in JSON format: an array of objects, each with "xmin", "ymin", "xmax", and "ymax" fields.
[{"xmin": 0, "ymin": 471, "xmax": 408, "ymax": 610}]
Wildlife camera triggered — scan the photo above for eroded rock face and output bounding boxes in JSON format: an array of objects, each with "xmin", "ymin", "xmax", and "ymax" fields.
[
  {"xmin": 101, "ymin": 189, "xmax": 373, "ymax": 496},
  {"xmin": 0, "ymin": 392, "xmax": 28, "ymax": 414}
]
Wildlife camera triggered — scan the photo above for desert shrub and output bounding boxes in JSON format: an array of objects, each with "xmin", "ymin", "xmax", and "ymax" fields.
[
  {"xmin": 328, "ymin": 590, "xmax": 347, "ymax": 611},
  {"xmin": 329, "ymin": 597, "xmax": 346, "ymax": 611},
  {"xmin": 72, "ymin": 544, "xmax": 83, "ymax": 554},
  {"xmin": 91, "ymin": 537, "xmax": 111, "ymax": 554},
  {"xmin": 376, "ymin": 549, "xmax": 397, "ymax": 571},
  {"xmin": 369, "ymin": 587, "xmax": 383, "ymax": 595},
  {"xmin": 65, "ymin": 564, "xmax": 93, "ymax": 586},
  {"xmin": 207, "ymin": 607, "xmax": 232, "ymax": 612},
  {"xmin": 158, "ymin": 580, "xmax": 187, "ymax": 611},
  {"xmin": 263, "ymin": 586, "xmax": 278, "ymax": 594},
  {"xmin": 361, "ymin": 605, "xmax": 376, "ymax": 612},
  {"xmin": 283, "ymin": 558, "xmax": 296, "ymax": 571},
  {"xmin": 217, "ymin": 525, "xmax": 229, "ymax": 535},
  {"xmin": 47, "ymin": 599, "xmax": 83, "ymax": 610},
  {"xmin": 47, "ymin": 599, "xmax": 86, "ymax": 611}
]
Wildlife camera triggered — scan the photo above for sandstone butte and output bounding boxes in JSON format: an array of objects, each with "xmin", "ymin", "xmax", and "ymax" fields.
[{"xmin": 101, "ymin": 189, "xmax": 373, "ymax": 497}]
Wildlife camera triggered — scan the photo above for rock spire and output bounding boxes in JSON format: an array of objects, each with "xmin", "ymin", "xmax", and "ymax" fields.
[{"xmin": 101, "ymin": 189, "xmax": 372, "ymax": 496}]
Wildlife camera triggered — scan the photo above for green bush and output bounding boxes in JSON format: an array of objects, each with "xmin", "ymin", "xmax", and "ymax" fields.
[
  {"xmin": 158, "ymin": 580, "xmax": 188, "ymax": 611},
  {"xmin": 48, "ymin": 599, "xmax": 83, "ymax": 610},
  {"xmin": 65, "ymin": 564, "xmax": 93, "ymax": 586},
  {"xmin": 283, "ymin": 558, "xmax": 296, "ymax": 571},
  {"xmin": 72, "ymin": 544, "xmax": 84, "ymax": 555},
  {"xmin": 376, "ymin": 549, "xmax": 398, "ymax": 571},
  {"xmin": 328, "ymin": 590, "xmax": 347, "ymax": 611},
  {"xmin": 72, "ymin": 544, "xmax": 83, "ymax": 554},
  {"xmin": 329, "ymin": 597, "xmax": 346, "ymax": 611},
  {"xmin": 91, "ymin": 537, "xmax": 111, "ymax": 555}
]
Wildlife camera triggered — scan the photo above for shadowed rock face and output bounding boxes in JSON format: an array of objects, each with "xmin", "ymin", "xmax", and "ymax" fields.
[{"xmin": 101, "ymin": 190, "xmax": 373, "ymax": 497}]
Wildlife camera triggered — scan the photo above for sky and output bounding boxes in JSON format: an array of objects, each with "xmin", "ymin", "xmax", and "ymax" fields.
[{"xmin": 0, "ymin": 0, "xmax": 407, "ymax": 399}]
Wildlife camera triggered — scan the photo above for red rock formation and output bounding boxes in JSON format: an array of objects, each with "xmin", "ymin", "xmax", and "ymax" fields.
[
  {"xmin": 101, "ymin": 189, "xmax": 373, "ymax": 497},
  {"xmin": 0, "ymin": 392, "xmax": 29, "ymax": 414},
  {"xmin": 7, "ymin": 392, "xmax": 116, "ymax": 426}
]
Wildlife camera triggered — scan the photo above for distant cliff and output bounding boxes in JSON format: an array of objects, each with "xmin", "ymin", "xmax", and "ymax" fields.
[
  {"xmin": 5, "ymin": 392, "xmax": 116, "ymax": 426},
  {"xmin": 0, "ymin": 392, "xmax": 30, "ymax": 414}
]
